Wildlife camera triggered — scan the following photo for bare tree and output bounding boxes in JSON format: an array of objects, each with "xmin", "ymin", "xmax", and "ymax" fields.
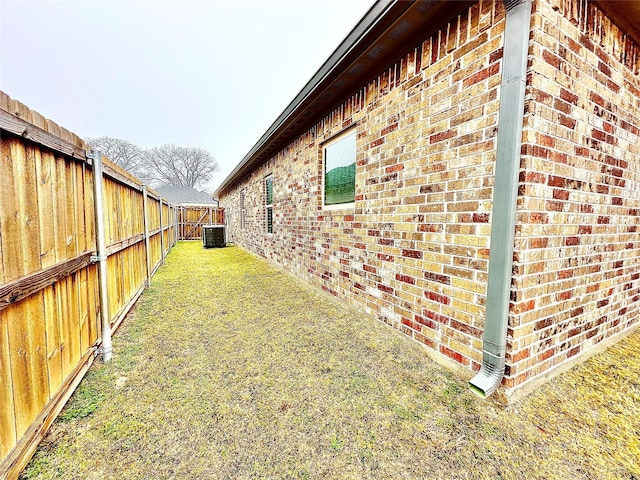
[
  {"xmin": 143, "ymin": 144, "xmax": 219, "ymax": 188},
  {"xmin": 86, "ymin": 136, "xmax": 144, "ymax": 174},
  {"xmin": 85, "ymin": 137, "xmax": 219, "ymax": 189}
]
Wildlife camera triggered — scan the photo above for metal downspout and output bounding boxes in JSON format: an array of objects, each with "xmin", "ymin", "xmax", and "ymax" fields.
[
  {"xmin": 469, "ymin": 0, "xmax": 532, "ymax": 398},
  {"xmin": 89, "ymin": 149, "xmax": 112, "ymax": 362}
]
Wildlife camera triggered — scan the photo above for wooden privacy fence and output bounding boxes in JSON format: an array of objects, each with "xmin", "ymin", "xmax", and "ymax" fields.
[
  {"xmin": 178, "ymin": 205, "xmax": 224, "ymax": 240},
  {"xmin": 0, "ymin": 93, "xmax": 177, "ymax": 479}
]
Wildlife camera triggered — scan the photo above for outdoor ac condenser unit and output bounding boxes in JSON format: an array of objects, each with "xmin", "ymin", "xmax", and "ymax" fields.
[{"xmin": 202, "ymin": 225, "xmax": 225, "ymax": 248}]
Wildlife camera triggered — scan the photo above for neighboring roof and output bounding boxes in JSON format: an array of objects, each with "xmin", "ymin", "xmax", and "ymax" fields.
[
  {"xmin": 215, "ymin": 0, "xmax": 473, "ymax": 196},
  {"xmin": 155, "ymin": 185, "xmax": 216, "ymax": 205}
]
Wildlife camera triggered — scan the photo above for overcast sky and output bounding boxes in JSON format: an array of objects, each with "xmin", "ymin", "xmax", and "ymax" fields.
[{"xmin": 0, "ymin": 0, "xmax": 373, "ymax": 192}]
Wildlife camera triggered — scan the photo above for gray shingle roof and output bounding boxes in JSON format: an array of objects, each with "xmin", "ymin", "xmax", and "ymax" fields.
[{"xmin": 155, "ymin": 185, "xmax": 216, "ymax": 205}]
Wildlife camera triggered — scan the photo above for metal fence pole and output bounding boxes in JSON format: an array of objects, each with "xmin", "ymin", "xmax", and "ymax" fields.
[
  {"xmin": 142, "ymin": 185, "xmax": 152, "ymax": 287},
  {"xmin": 89, "ymin": 149, "xmax": 112, "ymax": 362},
  {"xmin": 159, "ymin": 197, "xmax": 165, "ymax": 263}
]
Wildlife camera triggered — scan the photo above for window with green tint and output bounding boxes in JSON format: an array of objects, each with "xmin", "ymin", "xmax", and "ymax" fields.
[
  {"xmin": 324, "ymin": 131, "xmax": 356, "ymax": 206},
  {"xmin": 265, "ymin": 176, "xmax": 273, "ymax": 234}
]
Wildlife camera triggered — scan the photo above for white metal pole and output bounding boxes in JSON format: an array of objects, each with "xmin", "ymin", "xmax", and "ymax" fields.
[{"xmin": 89, "ymin": 149, "xmax": 112, "ymax": 362}]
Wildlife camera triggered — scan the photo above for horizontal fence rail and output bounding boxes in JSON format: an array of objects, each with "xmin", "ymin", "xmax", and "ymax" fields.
[{"xmin": 0, "ymin": 92, "xmax": 178, "ymax": 479}]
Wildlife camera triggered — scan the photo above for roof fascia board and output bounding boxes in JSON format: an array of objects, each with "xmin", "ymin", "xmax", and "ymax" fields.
[{"xmin": 216, "ymin": 0, "xmax": 398, "ymax": 195}]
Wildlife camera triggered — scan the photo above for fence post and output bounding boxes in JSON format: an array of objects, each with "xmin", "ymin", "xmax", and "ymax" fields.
[
  {"xmin": 168, "ymin": 204, "xmax": 172, "ymax": 247},
  {"xmin": 170, "ymin": 205, "xmax": 174, "ymax": 246},
  {"xmin": 142, "ymin": 185, "xmax": 152, "ymax": 287},
  {"xmin": 159, "ymin": 197, "xmax": 165, "ymax": 263},
  {"xmin": 170, "ymin": 204, "xmax": 174, "ymax": 245},
  {"xmin": 174, "ymin": 206, "xmax": 179, "ymax": 245},
  {"xmin": 89, "ymin": 149, "xmax": 112, "ymax": 362}
]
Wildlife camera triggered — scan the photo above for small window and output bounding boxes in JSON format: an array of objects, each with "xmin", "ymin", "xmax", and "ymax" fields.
[
  {"xmin": 265, "ymin": 175, "xmax": 273, "ymax": 234},
  {"xmin": 324, "ymin": 130, "xmax": 356, "ymax": 206},
  {"xmin": 240, "ymin": 189, "xmax": 246, "ymax": 230}
]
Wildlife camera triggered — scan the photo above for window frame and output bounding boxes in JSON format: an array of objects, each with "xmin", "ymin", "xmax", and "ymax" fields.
[
  {"xmin": 322, "ymin": 128, "xmax": 357, "ymax": 209},
  {"xmin": 264, "ymin": 175, "xmax": 274, "ymax": 234}
]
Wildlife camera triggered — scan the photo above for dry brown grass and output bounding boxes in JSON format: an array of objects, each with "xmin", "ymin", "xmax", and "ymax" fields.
[{"xmin": 21, "ymin": 242, "xmax": 640, "ymax": 479}]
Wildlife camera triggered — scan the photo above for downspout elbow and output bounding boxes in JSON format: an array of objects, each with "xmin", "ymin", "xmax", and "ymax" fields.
[{"xmin": 469, "ymin": 349, "xmax": 505, "ymax": 399}]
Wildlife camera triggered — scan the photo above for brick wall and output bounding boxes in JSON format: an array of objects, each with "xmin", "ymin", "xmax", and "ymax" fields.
[
  {"xmin": 220, "ymin": 0, "xmax": 640, "ymax": 397},
  {"xmin": 510, "ymin": 0, "xmax": 640, "ymax": 392},
  {"xmin": 222, "ymin": 0, "xmax": 504, "ymax": 372}
]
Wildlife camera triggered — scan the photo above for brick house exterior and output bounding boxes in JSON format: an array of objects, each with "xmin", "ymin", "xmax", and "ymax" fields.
[{"xmin": 216, "ymin": 0, "xmax": 640, "ymax": 402}]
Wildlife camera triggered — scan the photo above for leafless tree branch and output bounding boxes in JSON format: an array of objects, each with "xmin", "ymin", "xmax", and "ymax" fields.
[
  {"xmin": 86, "ymin": 137, "xmax": 219, "ymax": 189},
  {"xmin": 143, "ymin": 144, "xmax": 219, "ymax": 188}
]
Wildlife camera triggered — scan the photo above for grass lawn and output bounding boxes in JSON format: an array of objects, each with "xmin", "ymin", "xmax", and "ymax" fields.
[{"xmin": 21, "ymin": 242, "xmax": 640, "ymax": 479}]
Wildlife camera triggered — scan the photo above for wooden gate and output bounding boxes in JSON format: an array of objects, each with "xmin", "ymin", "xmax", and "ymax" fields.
[{"xmin": 178, "ymin": 205, "xmax": 224, "ymax": 240}]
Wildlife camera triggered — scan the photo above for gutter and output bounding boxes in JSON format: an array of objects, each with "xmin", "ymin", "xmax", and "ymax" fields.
[
  {"xmin": 215, "ymin": 0, "xmax": 398, "ymax": 196},
  {"xmin": 469, "ymin": 0, "xmax": 532, "ymax": 398}
]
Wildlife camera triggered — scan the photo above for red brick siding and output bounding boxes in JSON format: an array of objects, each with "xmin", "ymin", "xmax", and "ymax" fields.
[
  {"xmin": 220, "ymin": 0, "xmax": 640, "ymax": 397},
  {"xmin": 510, "ymin": 0, "xmax": 640, "ymax": 389},
  {"xmin": 221, "ymin": 0, "xmax": 504, "ymax": 373}
]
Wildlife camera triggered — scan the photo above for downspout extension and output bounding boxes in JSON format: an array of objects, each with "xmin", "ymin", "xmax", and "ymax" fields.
[{"xmin": 469, "ymin": 0, "xmax": 532, "ymax": 398}]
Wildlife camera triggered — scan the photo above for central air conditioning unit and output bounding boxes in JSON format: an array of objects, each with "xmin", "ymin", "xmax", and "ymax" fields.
[{"xmin": 202, "ymin": 225, "xmax": 225, "ymax": 248}]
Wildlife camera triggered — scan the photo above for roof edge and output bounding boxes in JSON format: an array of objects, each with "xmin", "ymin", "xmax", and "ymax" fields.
[{"xmin": 215, "ymin": 0, "xmax": 397, "ymax": 196}]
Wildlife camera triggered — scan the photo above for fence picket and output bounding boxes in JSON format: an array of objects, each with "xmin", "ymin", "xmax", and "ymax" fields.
[
  {"xmin": 34, "ymin": 148, "xmax": 55, "ymax": 269},
  {"xmin": 0, "ymin": 140, "xmax": 20, "ymax": 284},
  {"xmin": 53, "ymin": 154, "xmax": 68, "ymax": 266},
  {"xmin": 7, "ymin": 297, "xmax": 49, "ymax": 441},
  {"xmin": 0, "ymin": 306, "xmax": 16, "ymax": 460},
  {"xmin": 43, "ymin": 284, "xmax": 62, "ymax": 400}
]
